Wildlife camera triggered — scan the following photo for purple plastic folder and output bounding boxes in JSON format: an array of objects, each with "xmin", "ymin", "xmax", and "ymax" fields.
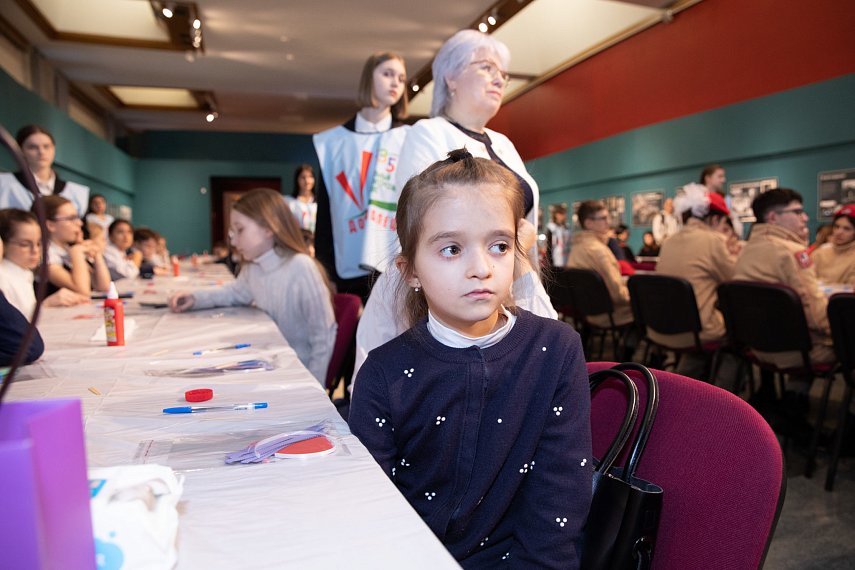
[{"xmin": 0, "ymin": 399, "xmax": 96, "ymax": 569}]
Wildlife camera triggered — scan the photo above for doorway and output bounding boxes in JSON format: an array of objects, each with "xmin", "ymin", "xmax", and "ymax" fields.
[{"xmin": 209, "ymin": 177, "xmax": 282, "ymax": 248}]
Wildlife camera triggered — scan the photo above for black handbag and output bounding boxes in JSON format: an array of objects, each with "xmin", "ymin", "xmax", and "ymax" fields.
[{"xmin": 582, "ymin": 363, "xmax": 663, "ymax": 570}]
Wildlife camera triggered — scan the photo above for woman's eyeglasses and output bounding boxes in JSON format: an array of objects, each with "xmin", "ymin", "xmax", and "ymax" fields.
[{"xmin": 469, "ymin": 60, "xmax": 510, "ymax": 87}]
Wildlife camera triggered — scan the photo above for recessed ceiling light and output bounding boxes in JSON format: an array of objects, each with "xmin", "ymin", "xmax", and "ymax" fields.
[
  {"xmin": 412, "ymin": 84, "xmax": 420, "ymax": 92},
  {"xmin": 162, "ymin": 7, "xmax": 173, "ymax": 18},
  {"xmin": 478, "ymin": 22, "xmax": 488, "ymax": 33},
  {"xmin": 193, "ymin": 19, "xmax": 201, "ymax": 29},
  {"xmin": 488, "ymin": 15, "xmax": 497, "ymax": 25}
]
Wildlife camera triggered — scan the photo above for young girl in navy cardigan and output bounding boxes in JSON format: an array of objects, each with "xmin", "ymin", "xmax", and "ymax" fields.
[{"xmin": 349, "ymin": 150, "xmax": 591, "ymax": 569}]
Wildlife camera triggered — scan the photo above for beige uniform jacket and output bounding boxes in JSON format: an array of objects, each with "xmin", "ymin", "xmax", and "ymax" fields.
[
  {"xmin": 566, "ymin": 230, "xmax": 633, "ymax": 327},
  {"xmin": 654, "ymin": 218, "xmax": 735, "ymax": 346},
  {"xmin": 812, "ymin": 240, "xmax": 855, "ymax": 285},
  {"xmin": 733, "ymin": 224, "xmax": 833, "ymax": 366}
]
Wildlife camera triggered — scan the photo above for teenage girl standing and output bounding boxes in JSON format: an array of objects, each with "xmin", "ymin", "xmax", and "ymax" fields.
[
  {"xmin": 350, "ymin": 151, "xmax": 591, "ymax": 569},
  {"xmin": 313, "ymin": 52, "xmax": 410, "ymax": 302}
]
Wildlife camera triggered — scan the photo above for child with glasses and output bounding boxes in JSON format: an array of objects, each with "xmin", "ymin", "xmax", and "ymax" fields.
[
  {"xmin": 34, "ymin": 196, "xmax": 110, "ymax": 297},
  {"xmin": 0, "ymin": 208, "xmax": 89, "ymax": 319}
]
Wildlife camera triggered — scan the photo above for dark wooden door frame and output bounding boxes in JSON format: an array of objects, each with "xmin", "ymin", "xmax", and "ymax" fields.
[{"xmin": 209, "ymin": 176, "xmax": 281, "ymax": 247}]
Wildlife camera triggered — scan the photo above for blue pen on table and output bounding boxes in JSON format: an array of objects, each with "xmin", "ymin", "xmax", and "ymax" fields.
[
  {"xmin": 163, "ymin": 402, "xmax": 268, "ymax": 414},
  {"xmin": 192, "ymin": 343, "xmax": 251, "ymax": 356}
]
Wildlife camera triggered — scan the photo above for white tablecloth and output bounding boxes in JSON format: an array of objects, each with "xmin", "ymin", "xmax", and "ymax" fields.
[{"xmin": 6, "ymin": 264, "xmax": 460, "ymax": 569}]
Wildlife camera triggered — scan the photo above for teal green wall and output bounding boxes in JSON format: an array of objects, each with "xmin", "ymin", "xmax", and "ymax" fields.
[
  {"xmin": 129, "ymin": 130, "xmax": 316, "ymax": 254},
  {"xmin": 0, "ymin": 68, "xmax": 135, "ymax": 208},
  {"xmin": 134, "ymin": 157, "xmax": 313, "ymax": 254},
  {"xmin": 528, "ymin": 73, "xmax": 855, "ymax": 252}
]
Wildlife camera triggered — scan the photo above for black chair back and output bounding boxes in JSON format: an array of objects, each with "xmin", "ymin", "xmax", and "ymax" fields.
[
  {"xmin": 546, "ymin": 268, "xmax": 575, "ymax": 310},
  {"xmin": 717, "ymin": 281, "xmax": 813, "ymax": 354},
  {"xmin": 628, "ymin": 274, "xmax": 702, "ymax": 336},
  {"xmin": 828, "ymin": 293, "xmax": 855, "ymax": 374},
  {"xmin": 826, "ymin": 293, "xmax": 855, "ymax": 490},
  {"xmin": 562, "ymin": 268, "xmax": 614, "ymax": 317}
]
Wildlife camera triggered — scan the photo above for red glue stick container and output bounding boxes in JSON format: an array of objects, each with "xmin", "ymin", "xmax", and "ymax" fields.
[
  {"xmin": 104, "ymin": 282, "xmax": 125, "ymax": 347},
  {"xmin": 172, "ymin": 255, "xmax": 180, "ymax": 276}
]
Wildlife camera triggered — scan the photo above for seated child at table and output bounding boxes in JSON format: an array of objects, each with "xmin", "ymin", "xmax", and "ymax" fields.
[
  {"xmin": 0, "ymin": 236, "xmax": 44, "ymax": 366},
  {"xmin": 35, "ymin": 195, "xmax": 111, "ymax": 296},
  {"xmin": 168, "ymin": 188, "xmax": 337, "ymax": 384},
  {"xmin": 0, "ymin": 209, "xmax": 88, "ymax": 318},
  {"xmin": 134, "ymin": 227, "xmax": 168, "ymax": 278},
  {"xmin": 153, "ymin": 234, "xmax": 171, "ymax": 268},
  {"xmin": 349, "ymin": 150, "xmax": 592, "ymax": 568},
  {"xmin": 103, "ymin": 219, "xmax": 141, "ymax": 280}
]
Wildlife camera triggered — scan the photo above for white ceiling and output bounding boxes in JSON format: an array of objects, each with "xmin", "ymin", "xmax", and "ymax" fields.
[{"xmin": 0, "ymin": 0, "xmax": 682, "ymax": 135}]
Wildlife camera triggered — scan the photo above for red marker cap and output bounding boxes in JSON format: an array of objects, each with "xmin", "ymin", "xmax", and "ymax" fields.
[{"xmin": 185, "ymin": 388, "xmax": 213, "ymax": 402}]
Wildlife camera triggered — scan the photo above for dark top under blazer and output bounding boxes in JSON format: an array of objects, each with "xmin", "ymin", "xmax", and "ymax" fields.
[
  {"xmin": 0, "ymin": 291, "xmax": 44, "ymax": 366},
  {"xmin": 350, "ymin": 309, "xmax": 592, "ymax": 569}
]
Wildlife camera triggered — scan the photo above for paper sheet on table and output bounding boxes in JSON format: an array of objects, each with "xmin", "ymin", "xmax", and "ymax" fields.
[{"xmin": 90, "ymin": 318, "xmax": 137, "ymax": 342}]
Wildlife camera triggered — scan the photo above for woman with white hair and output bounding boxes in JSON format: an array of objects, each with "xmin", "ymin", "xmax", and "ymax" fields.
[{"xmin": 353, "ymin": 30, "xmax": 554, "ymax": 378}]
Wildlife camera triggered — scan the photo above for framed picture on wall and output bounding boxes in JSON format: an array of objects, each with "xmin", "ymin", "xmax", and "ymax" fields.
[
  {"xmin": 604, "ymin": 195, "xmax": 626, "ymax": 226},
  {"xmin": 631, "ymin": 190, "xmax": 664, "ymax": 226},
  {"xmin": 728, "ymin": 178, "xmax": 778, "ymax": 222},
  {"xmin": 817, "ymin": 167, "xmax": 855, "ymax": 219}
]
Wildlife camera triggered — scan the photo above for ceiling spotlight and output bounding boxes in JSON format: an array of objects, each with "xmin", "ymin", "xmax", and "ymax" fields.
[
  {"xmin": 487, "ymin": 15, "xmax": 497, "ymax": 25},
  {"xmin": 193, "ymin": 18, "xmax": 201, "ymax": 29},
  {"xmin": 478, "ymin": 22, "xmax": 488, "ymax": 33},
  {"xmin": 205, "ymin": 111, "xmax": 218, "ymax": 122},
  {"xmin": 412, "ymin": 84, "xmax": 420, "ymax": 92},
  {"xmin": 162, "ymin": 6, "xmax": 173, "ymax": 18}
]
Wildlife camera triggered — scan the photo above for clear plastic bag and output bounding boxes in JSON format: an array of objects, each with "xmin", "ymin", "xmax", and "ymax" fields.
[
  {"xmin": 144, "ymin": 359, "xmax": 274, "ymax": 378},
  {"xmin": 133, "ymin": 420, "xmax": 350, "ymax": 472}
]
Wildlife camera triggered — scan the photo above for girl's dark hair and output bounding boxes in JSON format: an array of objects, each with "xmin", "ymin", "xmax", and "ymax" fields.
[
  {"xmin": 356, "ymin": 52, "xmax": 408, "ymax": 120},
  {"xmin": 133, "ymin": 227, "xmax": 159, "ymax": 243},
  {"xmin": 699, "ymin": 164, "xmax": 724, "ymax": 185},
  {"xmin": 576, "ymin": 200, "xmax": 606, "ymax": 226},
  {"xmin": 395, "ymin": 148, "xmax": 524, "ymax": 327},
  {"xmin": 292, "ymin": 164, "xmax": 315, "ymax": 198},
  {"xmin": 0, "ymin": 208, "xmax": 38, "ymax": 243},
  {"xmin": 108, "ymin": 218, "xmax": 133, "ymax": 237},
  {"xmin": 16, "ymin": 125, "xmax": 55, "ymax": 147},
  {"xmin": 86, "ymin": 193, "xmax": 106, "ymax": 215},
  {"xmin": 37, "ymin": 195, "xmax": 72, "ymax": 220}
]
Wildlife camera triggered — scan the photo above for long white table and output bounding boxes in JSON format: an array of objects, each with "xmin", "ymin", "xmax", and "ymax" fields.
[{"xmin": 6, "ymin": 264, "xmax": 460, "ymax": 569}]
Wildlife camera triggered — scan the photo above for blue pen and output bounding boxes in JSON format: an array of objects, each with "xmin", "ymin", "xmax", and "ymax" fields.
[
  {"xmin": 192, "ymin": 343, "xmax": 251, "ymax": 356},
  {"xmin": 163, "ymin": 402, "xmax": 268, "ymax": 414}
]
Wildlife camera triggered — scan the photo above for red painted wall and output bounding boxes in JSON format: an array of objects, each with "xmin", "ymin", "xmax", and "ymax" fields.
[{"xmin": 489, "ymin": 0, "xmax": 855, "ymax": 161}]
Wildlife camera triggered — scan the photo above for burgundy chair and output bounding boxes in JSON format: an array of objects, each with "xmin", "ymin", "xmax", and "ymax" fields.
[
  {"xmin": 587, "ymin": 362, "xmax": 785, "ymax": 569},
  {"xmin": 325, "ymin": 293, "xmax": 362, "ymax": 398}
]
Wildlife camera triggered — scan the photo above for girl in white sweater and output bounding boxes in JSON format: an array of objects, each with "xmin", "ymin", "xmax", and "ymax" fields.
[{"xmin": 168, "ymin": 188, "xmax": 337, "ymax": 384}]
